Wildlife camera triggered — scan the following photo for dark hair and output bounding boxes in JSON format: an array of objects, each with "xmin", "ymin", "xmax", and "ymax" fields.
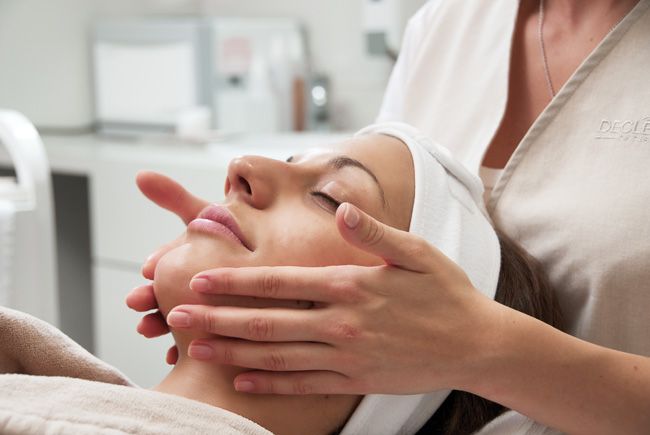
[{"xmin": 416, "ymin": 229, "xmax": 563, "ymax": 435}]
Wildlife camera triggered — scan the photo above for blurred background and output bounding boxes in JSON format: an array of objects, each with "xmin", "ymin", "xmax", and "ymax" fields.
[
  {"xmin": 0, "ymin": 0, "xmax": 427, "ymax": 386},
  {"xmin": 0, "ymin": 0, "xmax": 427, "ymax": 133}
]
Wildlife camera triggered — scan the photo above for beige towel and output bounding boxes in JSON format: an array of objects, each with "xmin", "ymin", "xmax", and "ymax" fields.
[
  {"xmin": 0, "ymin": 306, "xmax": 132, "ymax": 384},
  {"xmin": 0, "ymin": 307, "xmax": 272, "ymax": 435}
]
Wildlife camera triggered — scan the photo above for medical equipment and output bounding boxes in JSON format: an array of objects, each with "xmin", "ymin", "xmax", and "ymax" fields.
[
  {"xmin": 0, "ymin": 110, "xmax": 58, "ymax": 326},
  {"xmin": 363, "ymin": 0, "xmax": 402, "ymax": 56},
  {"xmin": 305, "ymin": 74, "xmax": 331, "ymax": 131},
  {"xmin": 93, "ymin": 18, "xmax": 308, "ymax": 136},
  {"xmin": 362, "ymin": 0, "xmax": 429, "ymax": 58}
]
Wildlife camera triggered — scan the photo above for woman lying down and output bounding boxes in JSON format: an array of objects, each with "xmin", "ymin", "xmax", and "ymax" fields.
[{"xmin": 0, "ymin": 123, "xmax": 561, "ymax": 435}]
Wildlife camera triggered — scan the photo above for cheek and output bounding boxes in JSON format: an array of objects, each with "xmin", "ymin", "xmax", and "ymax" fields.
[
  {"xmin": 255, "ymin": 210, "xmax": 382, "ymax": 267},
  {"xmin": 153, "ymin": 243, "xmax": 206, "ymax": 317}
]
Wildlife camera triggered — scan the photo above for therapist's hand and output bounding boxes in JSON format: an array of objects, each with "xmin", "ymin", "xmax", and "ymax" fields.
[
  {"xmin": 167, "ymin": 203, "xmax": 503, "ymax": 395},
  {"xmin": 125, "ymin": 171, "xmax": 209, "ymax": 363}
]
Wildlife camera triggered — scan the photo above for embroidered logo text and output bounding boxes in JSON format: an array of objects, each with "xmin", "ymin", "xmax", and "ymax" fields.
[{"xmin": 596, "ymin": 117, "xmax": 650, "ymax": 143}]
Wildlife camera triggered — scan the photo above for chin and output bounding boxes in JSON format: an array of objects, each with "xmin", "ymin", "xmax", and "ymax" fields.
[{"xmin": 153, "ymin": 237, "xmax": 243, "ymax": 314}]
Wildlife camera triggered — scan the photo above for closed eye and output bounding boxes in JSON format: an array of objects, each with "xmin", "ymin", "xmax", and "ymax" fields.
[{"xmin": 311, "ymin": 191, "xmax": 341, "ymax": 213}]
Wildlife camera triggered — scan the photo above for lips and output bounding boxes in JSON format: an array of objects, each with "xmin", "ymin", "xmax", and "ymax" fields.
[{"xmin": 189, "ymin": 204, "xmax": 253, "ymax": 251}]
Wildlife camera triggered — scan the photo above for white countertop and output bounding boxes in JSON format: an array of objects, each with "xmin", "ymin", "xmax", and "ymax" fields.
[{"xmin": 0, "ymin": 131, "xmax": 350, "ymax": 175}]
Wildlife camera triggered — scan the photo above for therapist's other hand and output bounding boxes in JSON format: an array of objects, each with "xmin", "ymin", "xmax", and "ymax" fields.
[
  {"xmin": 135, "ymin": 171, "xmax": 209, "ymax": 280},
  {"xmin": 125, "ymin": 171, "xmax": 209, "ymax": 358},
  {"xmin": 167, "ymin": 203, "xmax": 501, "ymax": 395}
]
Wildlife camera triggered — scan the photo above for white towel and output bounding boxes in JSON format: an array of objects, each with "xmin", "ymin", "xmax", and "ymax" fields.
[
  {"xmin": 340, "ymin": 122, "xmax": 501, "ymax": 435},
  {"xmin": 0, "ymin": 198, "xmax": 15, "ymax": 308}
]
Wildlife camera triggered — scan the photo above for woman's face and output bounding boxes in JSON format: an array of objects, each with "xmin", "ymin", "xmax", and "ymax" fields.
[{"xmin": 154, "ymin": 134, "xmax": 414, "ymax": 318}]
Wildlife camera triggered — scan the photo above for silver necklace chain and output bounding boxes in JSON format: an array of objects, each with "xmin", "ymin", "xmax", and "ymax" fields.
[
  {"xmin": 538, "ymin": 0, "xmax": 556, "ymax": 99},
  {"xmin": 538, "ymin": 0, "xmax": 631, "ymax": 100}
]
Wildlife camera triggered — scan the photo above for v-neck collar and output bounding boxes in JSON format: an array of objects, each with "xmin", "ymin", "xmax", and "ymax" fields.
[{"xmin": 486, "ymin": 0, "xmax": 650, "ymax": 213}]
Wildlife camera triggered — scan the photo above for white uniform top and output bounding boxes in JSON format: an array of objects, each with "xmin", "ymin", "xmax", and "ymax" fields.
[{"xmin": 378, "ymin": 0, "xmax": 650, "ymax": 433}]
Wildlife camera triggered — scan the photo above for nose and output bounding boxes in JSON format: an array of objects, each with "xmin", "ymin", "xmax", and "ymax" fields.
[{"xmin": 225, "ymin": 155, "xmax": 283, "ymax": 209}]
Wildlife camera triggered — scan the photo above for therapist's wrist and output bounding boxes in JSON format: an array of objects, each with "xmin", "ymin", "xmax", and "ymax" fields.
[
  {"xmin": 452, "ymin": 298, "xmax": 522, "ymax": 395},
  {"xmin": 421, "ymin": 291, "xmax": 512, "ymax": 395},
  {"xmin": 462, "ymin": 302, "xmax": 573, "ymax": 406}
]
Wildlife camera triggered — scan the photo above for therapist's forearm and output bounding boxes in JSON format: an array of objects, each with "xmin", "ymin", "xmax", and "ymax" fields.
[{"xmin": 467, "ymin": 307, "xmax": 650, "ymax": 435}]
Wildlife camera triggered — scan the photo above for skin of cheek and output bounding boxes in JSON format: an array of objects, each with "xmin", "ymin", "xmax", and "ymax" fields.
[{"xmin": 255, "ymin": 204, "xmax": 382, "ymax": 269}]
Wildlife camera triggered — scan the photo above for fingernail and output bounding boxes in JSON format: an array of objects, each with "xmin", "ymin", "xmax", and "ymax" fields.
[
  {"xmin": 188, "ymin": 343, "xmax": 214, "ymax": 360},
  {"xmin": 235, "ymin": 380, "xmax": 255, "ymax": 393},
  {"xmin": 343, "ymin": 203, "xmax": 360, "ymax": 229},
  {"xmin": 136, "ymin": 319, "xmax": 145, "ymax": 335},
  {"xmin": 167, "ymin": 311, "xmax": 191, "ymax": 328},
  {"xmin": 141, "ymin": 254, "xmax": 154, "ymax": 273},
  {"xmin": 190, "ymin": 278, "xmax": 211, "ymax": 293}
]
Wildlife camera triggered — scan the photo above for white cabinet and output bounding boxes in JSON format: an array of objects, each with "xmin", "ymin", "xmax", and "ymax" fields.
[{"xmin": 91, "ymin": 150, "xmax": 228, "ymax": 265}]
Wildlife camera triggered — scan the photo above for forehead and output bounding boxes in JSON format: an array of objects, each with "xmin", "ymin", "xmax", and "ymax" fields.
[{"xmin": 302, "ymin": 134, "xmax": 415, "ymax": 230}]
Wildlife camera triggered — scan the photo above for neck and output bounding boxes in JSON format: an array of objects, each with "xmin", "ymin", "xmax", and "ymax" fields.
[
  {"xmin": 153, "ymin": 356, "xmax": 360, "ymax": 435},
  {"xmin": 543, "ymin": 0, "xmax": 639, "ymax": 27}
]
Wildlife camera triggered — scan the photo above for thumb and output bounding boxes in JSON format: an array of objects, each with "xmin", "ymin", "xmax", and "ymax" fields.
[
  {"xmin": 335, "ymin": 203, "xmax": 440, "ymax": 273},
  {"xmin": 136, "ymin": 171, "xmax": 209, "ymax": 225}
]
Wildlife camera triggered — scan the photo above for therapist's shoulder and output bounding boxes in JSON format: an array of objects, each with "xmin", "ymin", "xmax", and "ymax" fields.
[
  {"xmin": 404, "ymin": 0, "xmax": 484, "ymax": 43},
  {"xmin": 405, "ymin": 1, "xmax": 443, "ymax": 34}
]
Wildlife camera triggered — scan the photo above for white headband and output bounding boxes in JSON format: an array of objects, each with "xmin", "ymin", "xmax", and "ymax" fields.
[{"xmin": 340, "ymin": 122, "xmax": 501, "ymax": 435}]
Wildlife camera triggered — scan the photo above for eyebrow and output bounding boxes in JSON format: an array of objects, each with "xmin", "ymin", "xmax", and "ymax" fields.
[{"xmin": 287, "ymin": 155, "xmax": 387, "ymax": 208}]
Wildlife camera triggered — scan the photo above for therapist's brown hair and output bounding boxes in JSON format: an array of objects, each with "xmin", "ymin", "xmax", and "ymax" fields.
[{"xmin": 417, "ymin": 230, "xmax": 563, "ymax": 435}]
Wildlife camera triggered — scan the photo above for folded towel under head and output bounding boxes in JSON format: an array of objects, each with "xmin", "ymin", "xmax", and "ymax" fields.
[{"xmin": 340, "ymin": 122, "xmax": 501, "ymax": 435}]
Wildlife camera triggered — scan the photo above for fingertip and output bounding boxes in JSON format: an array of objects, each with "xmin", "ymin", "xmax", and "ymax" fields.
[
  {"xmin": 135, "ymin": 170, "xmax": 151, "ymax": 184},
  {"xmin": 342, "ymin": 203, "xmax": 360, "ymax": 229},
  {"xmin": 166, "ymin": 346, "xmax": 179, "ymax": 365},
  {"xmin": 336, "ymin": 203, "xmax": 366, "ymax": 244},
  {"xmin": 135, "ymin": 170, "xmax": 146, "ymax": 188},
  {"xmin": 336, "ymin": 203, "xmax": 360, "ymax": 231},
  {"xmin": 167, "ymin": 310, "xmax": 192, "ymax": 328},
  {"xmin": 135, "ymin": 170, "xmax": 162, "ymax": 198},
  {"xmin": 188, "ymin": 342, "xmax": 214, "ymax": 360},
  {"xmin": 189, "ymin": 277, "xmax": 212, "ymax": 293},
  {"xmin": 126, "ymin": 284, "xmax": 157, "ymax": 311},
  {"xmin": 138, "ymin": 312, "xmax": 170, "ymax": 338},
  {"xmin": 234, "ymin": 380, "xmax": 256, "ymax": 393},
  {"xmin": 141, "ymin": 260, "xmax": 155, "ymax": 280},
  {"xmin": 125, "ymin": 293, "xmax": 135, "ymax": 310},
  {"xmin": 234, "ymin": 374, "xmax": 265, "ymax": 393},
  {"xmin": 136, "ymin": 318, "xmax": 146, "ymax": 336}
]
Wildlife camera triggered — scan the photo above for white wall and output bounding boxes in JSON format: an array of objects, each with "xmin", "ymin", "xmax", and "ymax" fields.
[
  {"xmin": 0, "ymin": 0, "xmax": 197, "ymax": 129},
  {"xmin": 0, "ymin": 0, "xmax": 97, "ymax": 129},
  {"xmin": 0, "ymin": 0, "xmax": 426, "ymax": 131}
]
